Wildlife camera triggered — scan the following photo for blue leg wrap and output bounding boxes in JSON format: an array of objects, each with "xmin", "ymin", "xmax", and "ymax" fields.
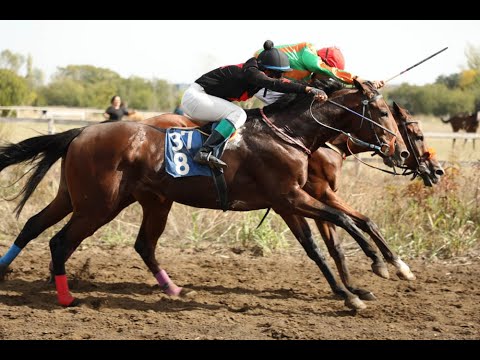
[{"xmin": 0, "ymin": 244, "xmax": 22, "ymax": 266}]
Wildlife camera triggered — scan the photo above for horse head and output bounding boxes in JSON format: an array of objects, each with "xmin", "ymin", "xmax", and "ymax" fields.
[
  {"xmin": 323, "ymin": 79, "xmax": 409, "ymax": 163},
  {"xmin": 392, "ymin": 101, "xmax": 445, "ymax": 186}
]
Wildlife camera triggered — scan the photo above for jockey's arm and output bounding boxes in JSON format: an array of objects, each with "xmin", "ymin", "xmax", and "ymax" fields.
[{"xmin": 245, "ymin": 66, "xmax": 307, "ymax": 94}]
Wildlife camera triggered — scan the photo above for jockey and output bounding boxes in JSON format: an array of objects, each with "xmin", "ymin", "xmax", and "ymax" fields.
[
  {"xmin": 254, "ymin": 42, "xmax": 385, "ymax": 104},
  {"xmin": 181, "ymin": 40, "xmax": 327, "ymax": 170}
]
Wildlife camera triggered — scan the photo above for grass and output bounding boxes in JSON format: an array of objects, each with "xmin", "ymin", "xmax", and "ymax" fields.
[{"xmin": 0, "ymin": 117, "xmax": 478, "ymax": 261}]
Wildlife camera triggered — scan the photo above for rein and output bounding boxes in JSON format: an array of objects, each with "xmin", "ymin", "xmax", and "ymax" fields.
[
  {"xmin": 345, "ymin": 120, "xmax": 426, "ymax": 177},
  {"xmin": 308, "ymin": 97, "xmax": 388, "ymax": 155},
  {"xmin": 259, "ymin": 108, "xmax": 312, "ymax": 155}
]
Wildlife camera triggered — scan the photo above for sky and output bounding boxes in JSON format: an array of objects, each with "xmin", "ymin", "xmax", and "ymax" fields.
[{"xmin": 0, "ymin": 20, "xmax": 479, "ymax": 86}]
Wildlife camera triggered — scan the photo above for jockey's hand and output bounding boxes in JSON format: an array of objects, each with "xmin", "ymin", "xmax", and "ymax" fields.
[
  {"xmin": 373, "ymin": 80, "xmax": 385, "ymax": 89},
  {"xmin": 306, "ymin": 87, "xmax": 328, "ymax": 101}
]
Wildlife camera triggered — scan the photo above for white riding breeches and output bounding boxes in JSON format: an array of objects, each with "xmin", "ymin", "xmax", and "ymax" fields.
[{"xmin": 181, "ymin": 83, "xmax": 247, "ymax": 129}]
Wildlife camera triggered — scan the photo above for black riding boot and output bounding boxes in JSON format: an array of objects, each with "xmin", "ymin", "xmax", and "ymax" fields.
[{"xmin": 194, "ymin": 130, "xmax": 228, "ymax": 169}]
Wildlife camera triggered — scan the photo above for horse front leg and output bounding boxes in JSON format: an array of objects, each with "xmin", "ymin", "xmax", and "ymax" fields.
[
  {"xmin": 322, "ymin": 188, "xmax": 415, "ymax": 281},
  {"xmin": 279, "ymin": 214, "xmax": 366, "ymax": 310},
  {"xmin": 274, "ymin": 187, "xmax": 389, "ymax": 280},
  {"xmin": 316, "ymin": 220, "xmax": 376, "ymax": 300}
]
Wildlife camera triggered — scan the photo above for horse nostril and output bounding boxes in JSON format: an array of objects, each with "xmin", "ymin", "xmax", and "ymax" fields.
[
  {"xmin": 400, "ymin": 150, "xmax": 410, "ymax": 159},
  {"xmin": 435, "ymin": 168, "xmax": 445, "ymax": 176}
]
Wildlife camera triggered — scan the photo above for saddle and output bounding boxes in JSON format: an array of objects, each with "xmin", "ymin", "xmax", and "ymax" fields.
[{"xmin": 162, "ymin": 117, "xmax": 231, "ymax": 212}]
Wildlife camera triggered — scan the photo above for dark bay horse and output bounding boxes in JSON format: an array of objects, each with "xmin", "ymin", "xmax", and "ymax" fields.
[
  {"xmin": 441, "ymin": 112, "xmax": 479, "ymax": 149},
  {"xmin": 290, "ymin": 102, "xmax": 445, "ymax": 300},
  {"xmin": 0, "ymin": 80, "xmax": 407, "ymax": 310}
]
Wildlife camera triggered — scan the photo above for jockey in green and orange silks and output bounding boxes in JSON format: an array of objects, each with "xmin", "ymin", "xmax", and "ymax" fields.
[
  {"xmin": 255, "ymin": 42, "xmax": 355, "ymax": 84},
  {"xmin": 254, "ymin": 42, "xmax": 384, "ymax": 104}
]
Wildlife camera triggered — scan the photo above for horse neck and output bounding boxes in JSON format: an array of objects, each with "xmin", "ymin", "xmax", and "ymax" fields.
[{"xmin": 264, "ymin": 98, "xmax": 361, "ymax": 153}]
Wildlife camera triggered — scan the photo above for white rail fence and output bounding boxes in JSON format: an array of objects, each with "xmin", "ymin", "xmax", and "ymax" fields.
[{"xmin": 0, "ymin": 115, "xmax": 478, "ymax": 167}]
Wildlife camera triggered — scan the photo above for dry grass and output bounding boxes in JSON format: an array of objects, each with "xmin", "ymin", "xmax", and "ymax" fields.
[{"xmin": 0, "ymin": 119, "xmax": 478, "ymax": 260}]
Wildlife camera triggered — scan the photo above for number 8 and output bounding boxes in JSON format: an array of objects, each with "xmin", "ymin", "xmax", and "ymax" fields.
[{"xmin": 174, "ymin": 153, "xmax": 190, "ymax": 175}]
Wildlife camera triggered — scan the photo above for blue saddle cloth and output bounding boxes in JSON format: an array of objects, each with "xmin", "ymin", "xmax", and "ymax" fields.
[{"xmin": 164, "ymin": 126, "xmax": 226, "ymax": 178}]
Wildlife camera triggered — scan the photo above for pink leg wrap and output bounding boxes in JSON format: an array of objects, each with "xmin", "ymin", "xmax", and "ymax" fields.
[{"xmin": 155, "ymin": 269, "xmax": 182, "ymax": 296}]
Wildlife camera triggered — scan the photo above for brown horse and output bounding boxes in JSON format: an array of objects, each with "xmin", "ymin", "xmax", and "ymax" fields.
[
  {"xmin": 441, "ymin": 112, "xmax": 479, "ymax": 149},
  {"xmin": 289, "ymin": 102, "xmax": 444, "ymax": 300},
  {"xmin": 0, "ymin": 80, "xmax": 407, "ymax": 310}
]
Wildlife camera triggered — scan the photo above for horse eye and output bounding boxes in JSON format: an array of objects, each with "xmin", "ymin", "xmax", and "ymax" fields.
[
  {"xmin": 417, "ymin": 136, "xmax": 424, "ymax": 141},
  {"xmin": 380, "ymin": 111, "xmax": 389, "ymax": 117}
]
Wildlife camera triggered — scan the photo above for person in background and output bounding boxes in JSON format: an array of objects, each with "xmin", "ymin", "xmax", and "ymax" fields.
[{"xmin": 103, "ymin": 95, "xmax": 136, "ymax": 121}]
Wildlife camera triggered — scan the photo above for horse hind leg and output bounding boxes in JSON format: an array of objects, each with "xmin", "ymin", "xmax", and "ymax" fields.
[
  {"xmin": 0, "ymin": 187, "xmax": 72, "ymax": 281},
  {"xmin": 134, "ymin": 192, "xmax": 194, "ymax": 298},
  {"xmin": 316, "ymin": 220, "xmax": 376, "ymax": 301},
  {"xmin": 49, "ymin": 212, "xmax": 113, "ymax": 307}
]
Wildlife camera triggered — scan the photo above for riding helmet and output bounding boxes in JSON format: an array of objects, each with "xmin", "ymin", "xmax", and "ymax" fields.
[
  {"xmin": 257, "ymin": 40, "xmax": 292, "ymax": 72},
  {"xmin": 317, "ymin": 46, "xmax": 345, "ymax": 70}
]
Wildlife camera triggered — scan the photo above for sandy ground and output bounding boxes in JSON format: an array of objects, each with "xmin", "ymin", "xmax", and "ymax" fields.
[{"xmin": 0, "ymin": 242, "xmax": 479, "ymax": 340}]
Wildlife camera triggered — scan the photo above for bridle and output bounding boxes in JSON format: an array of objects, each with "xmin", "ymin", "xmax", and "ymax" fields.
[{"xmin": 309, "ymin": 91, "xmax": 396, "ymax": 157}]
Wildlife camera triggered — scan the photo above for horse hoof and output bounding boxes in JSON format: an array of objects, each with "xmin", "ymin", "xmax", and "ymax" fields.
[
  {"xmin": 0, "ymin": 264, "xmax": 10, "ymax": 281},
  {"xmin": 396, "ymin": 269, "xmax": 416, "ymax": 281},
  {"xmin": 371, "ymin": 263, "xmax": 390, "ymax": 279},
  {"xmin": 345, "ymin": 297, "xmax": 367, "ymax": 310},
  {"xmin": 358, "ymin": 292, "xmax": 377, "ymax": 301},
  {"xmin": 46, "ymin": 273, "xmax": 55, "ymax": 285},
  {"xmin": 394, "ymin": 259, "xmax": 416, "ymax": 281},
  {"xmin": 67, "ymin": 298, "xmax": 80, "ymax": 307},
  {"xmin": 58, "ymin": 297, "xmax": 79, "ymax": 307},
  {"xmin": 179, "ymin": 288, "xmax": 197, "ymax": 298}
]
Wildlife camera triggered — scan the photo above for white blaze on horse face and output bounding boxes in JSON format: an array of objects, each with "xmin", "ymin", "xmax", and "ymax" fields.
[{"xmin": 225, "ymin": 128, "xmax": 244, "ymax": 150}]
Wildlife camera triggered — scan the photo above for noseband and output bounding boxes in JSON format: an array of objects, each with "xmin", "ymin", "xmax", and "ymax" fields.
[{"xmin": 309, "ymin": 91, "xmax": 396, "ymax": 157}]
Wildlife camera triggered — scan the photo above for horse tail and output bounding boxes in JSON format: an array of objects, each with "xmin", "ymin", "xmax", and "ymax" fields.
[
  {"xmin": 440, "ymin": 116, "xmax": 451, "ymax": 123},
  {"xmin": 0, "ymin": 127, "xmax": 84, "ymax": 217}
]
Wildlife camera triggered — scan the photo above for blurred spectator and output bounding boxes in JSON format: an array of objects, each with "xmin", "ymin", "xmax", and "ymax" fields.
[{"xmin": 103, "ymin": 95, "xmax": 136, "ymax": 121}]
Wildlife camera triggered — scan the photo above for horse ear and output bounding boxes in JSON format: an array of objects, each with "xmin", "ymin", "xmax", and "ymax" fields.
[
  {"xmin": 392, "ymin": 101, "xmax": 401, "ymax": 114},
  {"xmin": 353, "ymin": 78, "xmax": 362, "ymax": 91}
]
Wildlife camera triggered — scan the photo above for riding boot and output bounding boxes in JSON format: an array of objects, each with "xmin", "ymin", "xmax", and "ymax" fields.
[{"xmin": 194, "ymin": 119, "xmax": 235, "ymax": 169}]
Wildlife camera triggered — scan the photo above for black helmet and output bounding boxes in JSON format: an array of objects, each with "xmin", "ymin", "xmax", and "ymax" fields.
[{"xmin": 257, "ymin": 40, "xmax": 292, "ymax": 72}]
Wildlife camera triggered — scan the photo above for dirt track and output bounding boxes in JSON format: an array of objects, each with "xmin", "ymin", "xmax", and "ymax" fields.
[{"xmin": 0, "ymin": 242, "xmax": 479, "ymax": 340}]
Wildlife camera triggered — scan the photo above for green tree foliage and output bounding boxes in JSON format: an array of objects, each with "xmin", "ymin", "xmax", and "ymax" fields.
[
  {"xmin": 0, "ymin": 69, "xmax": 34, "ymax": 106},
  {"xmin": 38, "ymin": 64, "xmax": 178, "ymax": 111},
  {"xmin": 38, "ymin": 78, "xmax": 86, "ymax": 107},
  {"xmin": 435, "ymin": 73, "xmax": 460, "ymax": 89},
  {"xmin": 465, "ymin": 43, "xmax": 480, "ymax": 70},
  {"xmin": 0, "ymin": 50, "xmax": 26, "ymax": 75},
  {"xmin": 25, "ymin": 54, "xmax": 45, "ymax": 89}
]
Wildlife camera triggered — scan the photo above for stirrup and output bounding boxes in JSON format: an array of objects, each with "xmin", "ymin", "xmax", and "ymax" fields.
[{"xmin": 194, "ymin": 150, "xmax": 227, "ymax": 169}]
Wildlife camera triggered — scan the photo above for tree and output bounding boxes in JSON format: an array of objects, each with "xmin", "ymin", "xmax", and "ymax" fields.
[
  {"xmin": 38, "ymin": 79, "xmax": 86, "ymax": 107},
  {"xmin": 435, "ymin": 73, "xmax": 460, "ymax": 89},
  {"xmin": 25, "ymin": 54, "xmax": 45, "ymax": 89},
  {"xmin": 465, "ymin": 43, "xmax": 480, "ymax": 71},
  {"xmin": 0, "ymin": 69, "xmax": 32, "ymax": 106},
  {"xmin": 0, "ymin": 49, "xmax": 26, "ymax": 75},
  {"xmin": 53, "ymin": 65, "xmax": 121, "ymax": 85}
]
